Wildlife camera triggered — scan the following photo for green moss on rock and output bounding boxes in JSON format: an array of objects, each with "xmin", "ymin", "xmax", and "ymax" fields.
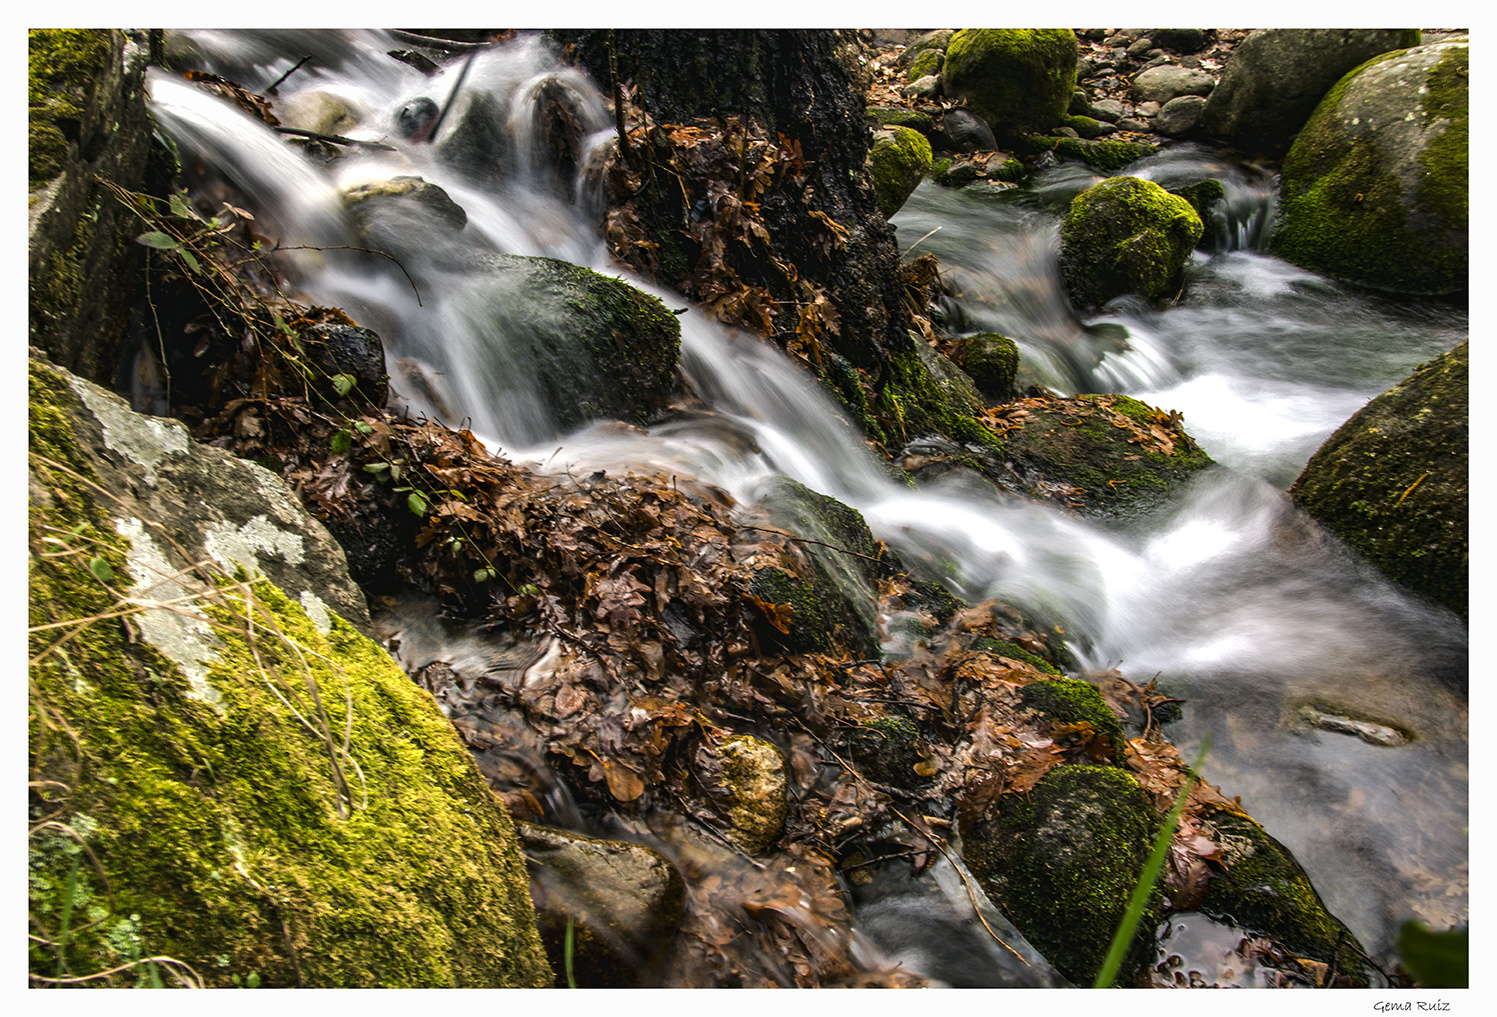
[
  {"xmin": 1060, "ymin": 175, "xmax": 1203, "ymax": 309},
  {"xmin": 1289, "ymin": 341, "xmax": 1467, "ymax": 618},
  {"xmin": 881, "ymin": 343, "xmax": 1005, "ymax": 455},
  {"xmin": 1270, "ymin": 42, "xmax": 1467, "ymax": 295},
  {"xmin": 28, "ymin": 365, "xmax": 552, "ymax": 988},
  {"xmin": 952, "ymin": 332, "xmax": 1019, "ymax": 402},
  {"xmin": 970, "ymin": 637, "xmax": 1063, "ymax": 675},
  {"xmin": 906, "ymin": 49, "xmax": 943, "ymax": 83},
  {"xmin": 1002, "ymin": 393, "xmax": 1216, "ymax": 522},
  {"xmin": 847, "ymin": 715, "xmax": 929, "ymax": 789},
  {"xmin": 964, "ymin": 764, "xmax": 1165, "ymax": 985},
  {"xmin": 866, "ymin": 106, "xmax": 935, "ymax": 136},
  {"xmin": 867, "ymin": 126, "xmax": 933, "ymax": 218},
  {"xmin": 942, "ymin": 29, "xmax": 1079, "ymax": 137},
  {"xmin": 1201, "ymin": 810, "xmax": 1369, "ymax": 985},
  {"xmin": 1020, "ymin": 678, "xmax": 1127, "ymax": 760},
  {"xmin": 28, "ymin": 29, "xmax": 111, "ymax": 187}
]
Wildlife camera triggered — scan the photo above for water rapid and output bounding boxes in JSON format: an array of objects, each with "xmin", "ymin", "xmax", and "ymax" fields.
[{"xmin": 148, "ymin": 30, "xmax": 1467, "ymax": 968}]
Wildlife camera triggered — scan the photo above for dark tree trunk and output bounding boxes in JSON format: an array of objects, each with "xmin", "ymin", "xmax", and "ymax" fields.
[{"xmin": 559, "ymin": 29, "xmax": 913, "ymax": 374}]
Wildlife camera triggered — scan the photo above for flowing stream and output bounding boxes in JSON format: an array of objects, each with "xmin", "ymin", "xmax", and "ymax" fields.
[{"xmin": 148, "ymin": 30, "xmax": 1468, "ymax": 974}]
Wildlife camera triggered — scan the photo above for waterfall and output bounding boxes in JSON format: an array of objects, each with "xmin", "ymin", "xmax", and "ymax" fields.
[{"xmin": 146, "ymin": 29, "xmax": 1466, "ymax": 965}]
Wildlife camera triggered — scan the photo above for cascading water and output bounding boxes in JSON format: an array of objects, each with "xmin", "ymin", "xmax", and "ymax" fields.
[{"xmin": 148, "ymin": 29, "xmax": 1467, "ymax": 974}]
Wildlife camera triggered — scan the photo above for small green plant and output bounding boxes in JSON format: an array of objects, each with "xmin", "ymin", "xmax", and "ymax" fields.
[
  {"xmin": 564, "ymin": 916, "xmax": 577, "ymax": 988},
  {"xmin": 1093, "ymin": 736, "xmax": 1211, "ymax": 988}
]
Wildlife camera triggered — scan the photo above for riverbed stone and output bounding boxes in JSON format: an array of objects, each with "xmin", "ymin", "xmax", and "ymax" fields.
[
  {"xmin": 1269, "ymin": 39, "xmax": 1467, "ymax": 296},
  {"xmin": 27, "ymin": 354, "xmax": 552, "ymax": 987},
  {"xmin": 1202, "ymin": 29, "xmax": 1422, "ymax": 154},
  {"xmin": 709, "ymin": 735, "xmax": 789, "ymax": 854},
  {"xmin": 1290, "ymin": 342, "xmax": 1467, "ymax": 619},
  {"xmin": 941, "ymin": 29, "xmax": 1078, "ymax": 137},
  {"xmin": 517, "ymin": 821, "xmax": 686, "ymax": 986},
  {"xmin": 867, "ymin": 126, "xmax": 933, "ymax": 217},
  {"xmin": 937, "ymin": 108, "xmax": 998, "ymax": 152},
  {"xmin": 1059, "ymin": 175, "xmax": 1203, "ymax": 309},
  {"xmin": 1153, "ymin": 94, "xmax": 1207, "ymax": 136},
  {"xmin": 1129, "ymin": 64, "xmax": 1215, "ymax": 105},
  {"xmin": 951, "ymin": 332, "xmax": 1019, "ymax": 403}
]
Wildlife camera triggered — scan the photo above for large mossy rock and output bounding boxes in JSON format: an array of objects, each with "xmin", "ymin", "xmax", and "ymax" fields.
[
  {"xmin": 28, "ymin": 356, "xmax": 552, "ymax": 988},
  {"xmin": 963, "ymin": 764, "xmax": 1164, "ymax": 986},
  {"xmin": 867, "ymin": 126, "xmax": 933, "ymax": 218},
  {"xmin": 1202, "ymin": 29, "xmax": 1422, "ymax": 154},
  {"xmin": 942, "ymin": 29, "xmax": 1079, "ymax": 137},
  {"xmin": 1270, "ymin": 40, "xmax": 1468, "ymax": 295},
  {"xmin": 458, "ymin": 254, "xmax": 680, "ymax": 440},
  {"xmin": 1000, "ymin": 393, "xmax": 1216, "ymax": 522},
  {"xmin": 1059, "ymin": 175, "xmax": 1204, "ymax": 310},
  {"xmin": 1289, "ymin": 342, "xmax": 1468, "ymax": 619},
  {"xmin": 29, "ymin": 29, "xmax": 154, "ymax": 387}
]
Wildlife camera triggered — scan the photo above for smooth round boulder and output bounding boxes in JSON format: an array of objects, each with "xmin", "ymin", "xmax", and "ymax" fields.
[
  {"xmin": 941, "ymin": 29, "xmax": 1078, "ymax": 137},
  {"xmin": 867, "ymin": 126, "xmax": 933, "ymax": 217},
  {"xmin": 1289, "ymin": 341, "xmax": 1468, "ymax": 619},
  {"xmin": 937, "ymin": 108, "xmax": 997, "ymax": 152},
  {"xmin": 1059, "ymin": 175, "xmax": 1203, "ymax": 309},
  {"xmin": 1202, "ymin": 29, "xmax": 1421, "ymax": 153},
  {"xmin": 1153, "ymin": 94, "xmax": 1207, "ymax": 136},
  {"xmin": 1270, "ymin": 40, "xmax": 1467, "ymax": 295}
]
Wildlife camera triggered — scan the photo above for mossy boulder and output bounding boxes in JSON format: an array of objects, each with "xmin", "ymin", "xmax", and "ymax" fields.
[
  {"xmin": 867, "ymin": 126, "xmax": 933, "ymax": 218},
  {"xmin": 458, "ymin": 254, "xmax": 681, "ymax": 441},
  {"xmin": 951, "ymin": 332, "xmax": 1019, "ymax": 403},
  {"xmin": 1289, "ymin": 342, "xmax": 1467, "ymax": 619},
  {"xmin": 866, "ymin": 106, "xmax": 935, "ymax": 137},
  {"xmin": 1037, "ymin": 136, "xmax": 1155, "ymax": 173},
  {"xmin": 1270, "ymin": 40, "xmax": 1467, "ymax": 295},
  {"xmin": 963, "ymin": 764, "xmax": 1165, "ymax": 986},
  {"xmin": 1001, "ymin": 393, "xmax": 1216, "ymax": 522},
  {"xmin": 747, "ymin": 477, "xmax": 896, "ymax": 657},
  {"xmin": 1059, "ymin": 175, "xmax": 1204, "ymax": 309},
  {"xmin": 29, "ymin": 29, "xmax": 155, "ymax": 387},
  {"xmin": 1200, "ymin": 811, "xmax": 1369, "ymax": 984},
  {"xmin": 1202, "ymin": 29, "xmax": 1422, "ymax": 154},
  {"xmin": 942, "ymin": 29, "xmax": 1079, "ymax": 137},
  {"xmin": 28, "ymin": 357, "xmax": 552, "ymax": 987},
  {"xmin": 880, "ymin": 340, "xmax": 1005, "ymax": 454}
]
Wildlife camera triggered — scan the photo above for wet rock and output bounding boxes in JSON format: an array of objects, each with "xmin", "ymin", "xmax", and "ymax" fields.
[
  {"xmin": 517, "ymin": 821, "xmax": 686, "ymax": 986},
  {"xmin": 937, "ymin": 108, "xmax": 998, "ymax": 152},
  {"xmin": 1059, "ymin": 175, "xmax": 1203, "ymax": 309},
  {"xmin": 1152, "ymin": 29, "xmax": 1210, "ymax": 53},
  {"xmin": 1129, "ymin": 64, "xmax": 1215, "ymax": 105},
  {"xmin": 867, "ymin": 126, "xmax": 932, "ymax": 217},
  {"xmin": 1202, "ymin": 29, "xmax": 1422, "ymax": 154},
  {"xmin": 304, "ymin": 323, "xmax": 387, "ymax": 406},
  {"xmin": 458, "ymin": 253, "xmax": 681, "ymax": 439},
  {"xmin": 340, "ymin": 175, "xmax": 473, "ymax": 266},
  {"xmin": 1088, "ymin": 98, "xmax": 1127, "ymax": 123},
  {"xmin": 1198, "ymin": 811, "xmax": 1370, "ymax": 985},
  {"xmin": 1270, "ymin": 39, "xmax": 1467, "ymax": 296},
  {"xmin": 963, "ymin": 763, "xmax": 1165, "ymax": 986},
  {"xmin": 950, "ymin": 332, "xmax": 1019, "ymax": 403},
  {"xmin": 846, "ymin": 715, "xmax": 931, "ymax": 790},
  {"xmin": 1153, "ymin": 94, "xmax": 1207, "ymax": 136},
  {"xmin": 279, "ymin": 89, "xmax": 366, "ymax": 136},
  {"xmin": 1290, "ymin": 342, "xmax": 1467, "ymax": 619},
  {"xmin": 1020, "ymin": 677, "xmax": 1127, "ymax": 760},
  {"xmin": 700, "ymin": 734, "xmax": 789, "ymax": 854},
  {"xmin": 1063, "ymin": 114, "xmax": 1114, "ymax": 139},
  {"xmin": 996, "ymin": 392, "xmax": 1216, "ymax": 523},
  {"xmin": 941, "ymin": 29, "xmax": 1078, "ymax": 137}
]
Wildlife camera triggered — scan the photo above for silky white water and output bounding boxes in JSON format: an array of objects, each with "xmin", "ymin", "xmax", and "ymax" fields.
[{"xmin": 149, "ymin": 29, "xmax": 1467, "ymax": 963}]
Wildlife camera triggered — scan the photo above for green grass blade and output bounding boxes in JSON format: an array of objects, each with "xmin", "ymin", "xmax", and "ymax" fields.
[
  {"xmin": 1093, "ymin": 735, "xmax": 1211, "ymax": 988},
  {"xmin": 564, "ymin": 915, "xmax": 577, "ymax": 988}
]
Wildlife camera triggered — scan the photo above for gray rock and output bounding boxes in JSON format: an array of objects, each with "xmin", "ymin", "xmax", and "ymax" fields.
[
  {"xmin": 1202, "ymin": 28, "xmax": 1422, "ymax": 152},
  {"xmin": 937, "ymin": 108, "xmax": 998, "ymax": 152},
  {"xmin": 1151, "ymin": 28, "xmax": 1209, "ymax": 52},
  {"xmin": 518, "ymin": 822, "xmax": 686, "ymax": 986},
  {"xmin": 1270, "ymin": 39, "xmax": 1467, "ymax": 295},
  {"xmin": 1126, "ymin": 37, "xmax": 1154, "ymax": 59},
  {"xmin": 1153, "ymin": 94, "xmax": 1207, "ymax": 136},
  {"xmin": 1115, "ymin": 118, "xmax": 1152, "ymax": 133},
  {"xmin": 1130, "ymin": 64, "xmax": 1215, "ymax": 104},
  {"xmin": 1088, "ymin": 98, "xmax": 1127, "ymax": 123},
  {"xmin": 901, "ymin": 74, "xmax": 942, "ymax": 100}
]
